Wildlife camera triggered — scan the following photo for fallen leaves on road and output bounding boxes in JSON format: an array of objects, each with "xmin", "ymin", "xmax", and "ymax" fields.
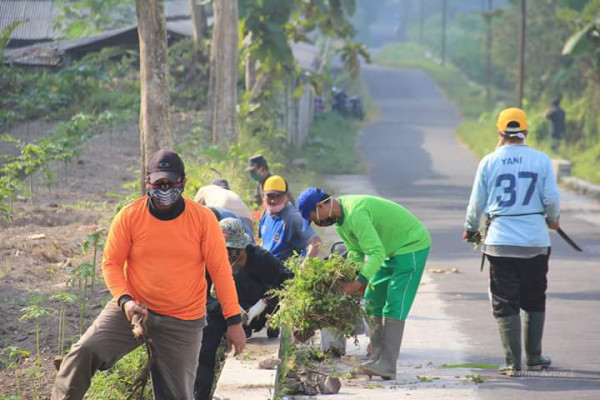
[
  {"xmin": 417, "ymin": 375, "xmax": 440, "ymax": 382},
  {"xmin": 426, "ymin": 268, "xmax": 460, "ymax": 274}
]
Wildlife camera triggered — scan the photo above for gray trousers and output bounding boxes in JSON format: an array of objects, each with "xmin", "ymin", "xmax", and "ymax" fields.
[{"xmin": 51, "ymin": 301, "xmax": 205, "ymax": 400}]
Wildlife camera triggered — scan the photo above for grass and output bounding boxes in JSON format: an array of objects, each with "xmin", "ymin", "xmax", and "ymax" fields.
[
  {"xmin": 375, "ymin": 42, "xmax": 600, "ymax": 185},
  {"xmin": 416, "ymin": 375, "xmax": 439, "ymax": 383},
  {"xmin": 298, "ymin": 113, "xmax": 363, "ymax": 174},
  {"xmin": 87, "ymin": 347, "xmax": 152, "ymax": 399},
  {"xmin": 364, "ymin": 383, "xmax": 385, "ymax": 389},
  {"xmin": 293, "ymin": 70, "xmax": 374, "ymax": 176}
]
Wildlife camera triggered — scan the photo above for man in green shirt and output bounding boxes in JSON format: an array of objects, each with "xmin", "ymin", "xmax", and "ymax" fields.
[{"xmin": 297, "ymin": 188, "xmax": 431, "ymax": 380}]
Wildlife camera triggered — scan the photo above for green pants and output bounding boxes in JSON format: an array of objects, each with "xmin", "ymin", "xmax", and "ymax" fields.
[{"xmin": 364, "ymin": 248, "xmax": 429, "ymax": 320}]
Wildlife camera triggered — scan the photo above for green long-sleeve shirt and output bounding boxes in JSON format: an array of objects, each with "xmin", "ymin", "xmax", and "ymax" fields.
[{"xmin": 335, "ymin": 195, "xmax": 431, "ymax": 282}]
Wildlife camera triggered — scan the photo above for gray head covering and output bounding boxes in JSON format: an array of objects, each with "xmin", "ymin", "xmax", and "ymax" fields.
[{"xmin": 219, "ymin": 218, "xmax": 251, "ymax": 249}]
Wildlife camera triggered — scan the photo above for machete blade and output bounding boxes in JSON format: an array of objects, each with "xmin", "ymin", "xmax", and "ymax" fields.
[{"xmin": 556, "ymin": 227, "xmax": 583, "ymax": 252}]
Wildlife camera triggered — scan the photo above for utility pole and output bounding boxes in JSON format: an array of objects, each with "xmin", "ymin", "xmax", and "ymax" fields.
[
  {"xmin": 485, "ymin": 0, "xmax": 493, "ymax": 102},
  {"xmin": 441, "ymin": 0, "xmax": 447, "ymax": 65},
  {"xmin": 419, "ymin": 1, "xmax": 425, "ymax": 45},
  {"xmin": 518, "ymin": 0, "xmax": 526, "ymax": 108}
]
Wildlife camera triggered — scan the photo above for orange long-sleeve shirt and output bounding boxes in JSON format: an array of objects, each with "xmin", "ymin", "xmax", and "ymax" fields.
[{"xmin": 101, "ymin": 197, "xmax": 240, "ymax": 320}]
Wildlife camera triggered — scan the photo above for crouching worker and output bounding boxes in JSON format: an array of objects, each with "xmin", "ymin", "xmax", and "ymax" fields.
[
  {"xmin": 297, "ymin": 188, "xmax": 431, "ymax": 380},
  {"xmin": 194, "ymin": 218, "xmax": 291, "ymax": 400},
  {"xmin": 51, "ymin": 150, "xmax": 245, "ymax": 400}
]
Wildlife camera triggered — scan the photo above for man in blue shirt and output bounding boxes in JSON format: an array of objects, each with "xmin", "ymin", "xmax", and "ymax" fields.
[
  {"xmin": 259, "ymin": 175, "xmax": 321, "ymax": 261},
  {"xmin": 464, "ymin": 108, "xmax": 560, "ymax": 376}
]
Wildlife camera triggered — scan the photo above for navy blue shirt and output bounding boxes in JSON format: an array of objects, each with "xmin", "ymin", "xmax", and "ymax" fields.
[{"xmin": 210, "ymin": 206, "xmax": 254, "ymax": 243}]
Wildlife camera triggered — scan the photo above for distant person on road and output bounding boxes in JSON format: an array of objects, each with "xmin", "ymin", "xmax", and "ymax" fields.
[
  {"xmin": 194, "ymin": 218, "xmax": 290, "ymax": 400},
  {"xmin": 297, "ymin": 188, "xmax": 431, "ymax": 380},
  {"xmin": 259, "ymin": 175, "xmax": 321, "ymax": 261},
  {"xmin": 194, "ymin": 183, "xmax": 253, "ymax": 232},
  {"xmin": 463, "ymin": 108, "xmax": 560, "ymax": 376},
  {"xmin": 544, "ymin": 97, "xmax": 566, "ymax": 152},
  {"xmin": 51, "ymin": 150, "xmax": 245, "ymax": 400}
]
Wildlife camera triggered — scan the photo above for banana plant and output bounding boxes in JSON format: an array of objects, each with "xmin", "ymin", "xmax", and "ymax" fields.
[{"xmin": 563, "ymin": 18, "xmax": 600, "ymax": 74}]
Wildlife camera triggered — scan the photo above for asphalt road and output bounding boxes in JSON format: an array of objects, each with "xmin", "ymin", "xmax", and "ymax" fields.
[{"xmin": 358, "ymin": 64, "xmax": 600, "ymax": 399}]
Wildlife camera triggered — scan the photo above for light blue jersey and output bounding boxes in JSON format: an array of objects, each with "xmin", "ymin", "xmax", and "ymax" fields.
[{"xmin": 465, "ymin": 144, "xmax": 560, "ymax": 247}]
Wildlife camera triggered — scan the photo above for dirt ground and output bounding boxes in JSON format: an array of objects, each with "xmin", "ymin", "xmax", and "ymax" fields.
[{"xmin": 0, "ymin": 112, "xmax": 199, "ymax": 399}]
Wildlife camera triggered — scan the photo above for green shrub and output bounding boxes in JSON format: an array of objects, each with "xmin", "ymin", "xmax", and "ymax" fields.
[{"xmin": 269, "ymin": 255, "xmax": 364, "ymax": 341}]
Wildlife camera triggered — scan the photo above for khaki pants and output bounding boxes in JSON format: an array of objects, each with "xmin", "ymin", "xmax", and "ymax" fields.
[{"xmin": 51, "ymin": 301, "xmax": 206, "ymax": 400}]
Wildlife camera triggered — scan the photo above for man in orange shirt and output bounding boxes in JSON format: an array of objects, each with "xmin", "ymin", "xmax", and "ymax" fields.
[{"xmin": 51, "ymin": 150, "xmax": 246, "ymax": 400}]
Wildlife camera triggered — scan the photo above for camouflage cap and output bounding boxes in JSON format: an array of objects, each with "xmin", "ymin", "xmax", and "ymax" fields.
[{"xmin": 219, "ymin": 218, "xmax": 251, "ymax": 249}]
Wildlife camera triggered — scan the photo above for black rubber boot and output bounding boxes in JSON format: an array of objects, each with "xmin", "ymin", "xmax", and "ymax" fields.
[
  {"xmin": 360, "ymin": 319, "xmax": 405, "ymax": 380},
  {"xmin": 364, "ymin": 317, "xmax": 383, "ymax": 366},
  {"xmin": 497, "ymin": 315, "xmax": 522, "ymax": 376},
  {"xmin": 267, "ymin": 327, "xmax": 280, "ymax": 338},
  {"xmin": 524, "ymin": 311, "xmax": 552, "ymax": 370}
]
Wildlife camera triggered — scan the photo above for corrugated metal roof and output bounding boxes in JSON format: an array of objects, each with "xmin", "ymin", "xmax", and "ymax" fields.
[
  {"xmin": 3, "ymin": 24, "xmax": 192, "ymax": 66},
  {"xmin": 0, "ymin": 0, "xmax": 57, "ymax": 41},
  {"xmin": 165, "ymin": 0, "xmax": 190, "ymax": 19},
  {"xmin": 3, "ymin": 25, "xmax": 138, "ymax": 66},
  {"xmin": 165, "ymin": 20, "xmax": 193, "ymax": 38}
]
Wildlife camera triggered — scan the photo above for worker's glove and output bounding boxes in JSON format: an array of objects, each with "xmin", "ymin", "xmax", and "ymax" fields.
[
  {"xmin": 465, "ymin": 230, "xmax": 481, "ymax": 243},
  {"xmin": 245, "ymin": 299, "xmax": 267, "ymax": 325},
  {"xmin": 240, "ymin": 307, "xmax": 248, "ymax": 325}
]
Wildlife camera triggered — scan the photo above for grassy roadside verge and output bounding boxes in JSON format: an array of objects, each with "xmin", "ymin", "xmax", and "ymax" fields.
[
  {"xmin": 294, "ymin": 73, "xmax": 375, "ymax": 177},
  {"xmin": 374, "ymin": 42, "xmax": 600, "ymax": 185}
]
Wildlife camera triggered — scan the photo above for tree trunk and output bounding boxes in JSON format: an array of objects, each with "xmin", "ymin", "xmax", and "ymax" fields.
[
  {"xmin": 518, "ymin": 0, "xmax": 526, "ymax": 108},
  {"xmin": 136, "ymin": 0, "xmax": 173, "ymax": 194},
  {"xmin": 204, "ymin": 1, "xmax": 218, "ymax": 136},
  {"xmin": 190, "ymin": 0, "xmax": 207, "ymax": 55},
  {"xmin": 212, "ymin": 0, "xmax": 239, "ymax": 144}
]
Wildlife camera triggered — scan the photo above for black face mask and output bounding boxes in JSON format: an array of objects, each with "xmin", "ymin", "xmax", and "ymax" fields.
[
  {"xmin": 315, "ymin": 217, "xmax": 337, "ymax": 227},
  {"xmin": 315, "ymin": 197, "xmax": 336, "ymax": 227}
]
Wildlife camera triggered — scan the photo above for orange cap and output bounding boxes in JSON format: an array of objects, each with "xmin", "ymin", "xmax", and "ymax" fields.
[{"xmin": 497, "ymin": 108, "xmax": 528, "ymax": 133}]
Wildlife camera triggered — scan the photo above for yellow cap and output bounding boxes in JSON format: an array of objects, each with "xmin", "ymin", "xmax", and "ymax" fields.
[
  {"xmin": 497, "ymin": 108, "xmax": 528, "ymax": 133},
  {"xmin": 263, "ymin": 175, "xmax": 288, "ymax": 194}
]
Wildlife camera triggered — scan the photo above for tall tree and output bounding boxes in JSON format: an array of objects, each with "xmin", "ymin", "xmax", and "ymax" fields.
[
  {"xmin": 211, "ymin": 0, "xmax": 239, "ymax": 143},
  {"xmin": 189, "ymin": 0, "xmax": 208, "ymax": 57},
  {"xmin": 204, "ymin": 1, "xmax": 217, "ymax": 135},
  {"xmin": 136, "ymin": 0, "xmax": 173, "ymax": 193}
]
